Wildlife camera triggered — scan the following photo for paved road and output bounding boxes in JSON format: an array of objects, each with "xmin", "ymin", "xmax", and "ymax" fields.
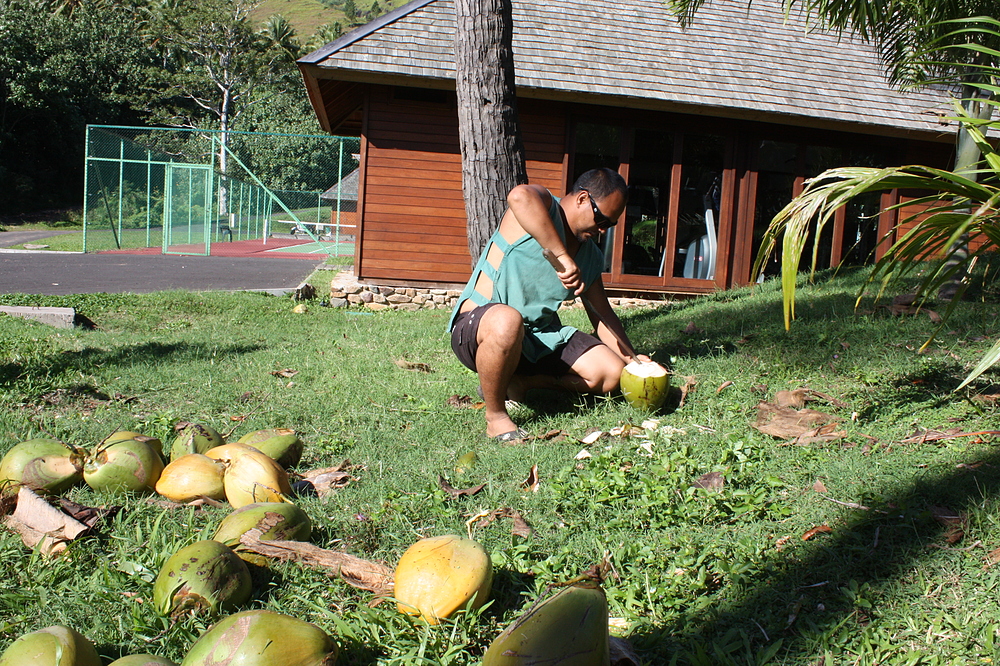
[
  {"xmin": 0, "ymin": 229, "xmax": 80, "ymax": 248},
  {"xmin": 0, "ymin": 250, "xmax": 324, "ymax": 295}
]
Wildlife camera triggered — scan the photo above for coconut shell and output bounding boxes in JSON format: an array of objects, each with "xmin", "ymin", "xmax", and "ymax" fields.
[
  {"xmin": 107, "ymin": 656, "xmax": 177, "ymax": 666},
  {"xmin": 223, "ymin": 449, "xmax": 291, "ymax": 508},
  {"xmin": 236, "ymin": 429, "xmax": 303, "ymax": 468},
  {"xmin": 619, "ymin": 361, "xmax": 670, "ymax": 412},
  {"xmin": 0, "ymin": 439, "xmax": 83, "ymax": 495},
  {"xmin": 153, "ymin": 540, "xmax": 252, "ymax": 617},
  {"xmin": 84, "ymin": 439, "xmax": 164, "ymax": 494},
  {"xmin": 179, "ymin": 610, "xmax": 337, "ymax": 666},
  {"xmin": 0, "ymin": 625, "xmax": 101, "ymax": 666},
  {"xmin": 155, "ymin": 454, "xmax": 226, "ymax": 503},
  {"xmin": 394, "ymin": 534, "xmax": 492, "ymax": 624},
  {"xmin": 482, "ymin": 581, "xmax": 610, "ymax": 665}
]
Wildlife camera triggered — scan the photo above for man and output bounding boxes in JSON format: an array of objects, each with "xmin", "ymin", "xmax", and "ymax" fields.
[{"xmin": 448, "ymin": 167, "xmax": 651, "ymax": 441}]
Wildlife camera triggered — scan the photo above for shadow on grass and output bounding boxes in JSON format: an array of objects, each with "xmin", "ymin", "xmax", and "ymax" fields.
[
  {"xmin": 621, "ymin": 443, "xmax": 1000, "ymax": 663},
  {"xmin": 0, "ymin": 341, "xmax": 266, "ymax": 391}
]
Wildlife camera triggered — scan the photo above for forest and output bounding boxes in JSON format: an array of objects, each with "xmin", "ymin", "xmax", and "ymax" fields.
[{"xmin": 0, "ymin": 0, "xmax": 385, "ymax": 215}]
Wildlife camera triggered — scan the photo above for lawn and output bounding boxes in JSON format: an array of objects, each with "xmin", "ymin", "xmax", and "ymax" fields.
[{"xmin": 0, "ymin": 266, "xmax": 999, "ymax": 665}]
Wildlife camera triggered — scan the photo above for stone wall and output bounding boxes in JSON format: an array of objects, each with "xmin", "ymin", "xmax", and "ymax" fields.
[{"xmin": 328, "ymin": 270, "xmax": 669, "ymax": 311}]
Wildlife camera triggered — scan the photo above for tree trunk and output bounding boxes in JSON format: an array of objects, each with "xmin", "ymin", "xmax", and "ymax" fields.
[
  {"xmin": 937, "ymin": 82, "xmax": 994, "ymax": 300},
  {"xmin": 453, "ymin": 0, "xmax": 528, "ymax": 262}
]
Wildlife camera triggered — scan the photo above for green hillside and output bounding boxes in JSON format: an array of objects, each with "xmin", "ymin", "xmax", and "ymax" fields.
[{"xmin": 251, "ymin": 0, "xmax": 408, "ymax": 42}]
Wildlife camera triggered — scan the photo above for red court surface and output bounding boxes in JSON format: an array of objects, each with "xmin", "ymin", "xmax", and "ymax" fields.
[{"xmin": 96, "ymin": 237, "xmax": 327, "ymax": 260}]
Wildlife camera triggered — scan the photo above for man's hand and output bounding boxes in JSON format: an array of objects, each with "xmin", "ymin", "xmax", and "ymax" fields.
[{"xmin": 542, "ymin": 249, "xmax": 584, "ymax": 295}]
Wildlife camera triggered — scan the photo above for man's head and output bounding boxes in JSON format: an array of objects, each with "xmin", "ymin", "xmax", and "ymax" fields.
[{"xmin": 564, "ymin": 168, "xmax": 628, "ymax": 242}]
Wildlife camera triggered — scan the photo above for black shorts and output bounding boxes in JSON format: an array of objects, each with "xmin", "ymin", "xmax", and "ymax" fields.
[{"xmin": 450, "ymin": 303, "xmax": 603, "ymax": 376}]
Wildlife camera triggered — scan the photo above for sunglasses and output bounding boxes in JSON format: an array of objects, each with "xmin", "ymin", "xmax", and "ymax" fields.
[{"xmin": 582, "ymin": 190, "xmax": 617, "ymax": 230}]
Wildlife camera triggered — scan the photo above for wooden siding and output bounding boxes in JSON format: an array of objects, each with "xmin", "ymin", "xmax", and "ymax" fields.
[{"xmin": 357, "ymin": 89, "xmax": 566, "ymax": 283}]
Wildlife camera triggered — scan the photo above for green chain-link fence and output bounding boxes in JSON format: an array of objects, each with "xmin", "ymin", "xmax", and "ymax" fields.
[{"xmin": 83, "ymin": 125, "xmax": 360, "ymax": 258}]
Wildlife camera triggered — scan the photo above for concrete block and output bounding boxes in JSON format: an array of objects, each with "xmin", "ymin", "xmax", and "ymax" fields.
[{"xmin": 0, "ymin": 306, "xmax": 77, "ymax": 329}]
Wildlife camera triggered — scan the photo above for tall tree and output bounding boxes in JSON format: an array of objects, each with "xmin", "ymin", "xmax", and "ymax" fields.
[
  {"xmin": 453, "ymin": 0, "xmax": 528, "ymax": 261},
  {"xmin": 143, "ymin": 0, "xmax": 296, "ymax": 215}
]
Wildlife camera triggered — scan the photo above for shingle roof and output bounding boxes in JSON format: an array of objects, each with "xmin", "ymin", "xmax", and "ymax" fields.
[{"xmin": 299, "ymin": 0, "xmax": 953, "ymax": 137}]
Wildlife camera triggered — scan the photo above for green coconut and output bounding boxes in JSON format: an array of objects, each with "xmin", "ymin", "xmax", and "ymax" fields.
[
  {"xmin": 84, "ymin": 439, "xmax": 164, "ymax": 494},
  {"xmin": 107, "ymin": 656, "xmax": 177, "ymax": 666},
  {"xmin": 0, "ymin": 439, "xmax": 84, "ymax": 495},
  {"xmin": 0, "ymin": 625, "xmax": 101, "ymax": 666},
  {"xmin": 153, "ymin": 540, "xmax": 252, "ymax": 617},
  {"xmin": 213, "ymin": 501, "xmax": 311, "ymax": 551},
  {"xmin": 105, "ymin": 431, "xmax": 165, "ymax": 461},
  {"xmin": 619, "ymin": 361, "xmax": 670, "ymax": 412},
  {"xmin": 235, "ymin": 428, "xmax": 303, "ymax": 469},
  {"xmin": 169, "ymin": 423, "xmax": 224, "ymax": 462},
  {"xmin": 180, "ymin": 610, "xmax": 338, "ymax": 666},
  {"xmin": 482, "ymin": 578, "xmax": 610, "ymax": 666}
]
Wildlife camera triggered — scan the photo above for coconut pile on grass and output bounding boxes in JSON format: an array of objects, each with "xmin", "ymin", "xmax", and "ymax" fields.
[{"xmin": 0, "ymin": 421, "xmax": 622, "ymax": 666}]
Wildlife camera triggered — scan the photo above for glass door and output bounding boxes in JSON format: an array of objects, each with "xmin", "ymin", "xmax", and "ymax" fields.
[{"xmin": 163, "ymin": 163, "xmax": 213, "ymax": 256}]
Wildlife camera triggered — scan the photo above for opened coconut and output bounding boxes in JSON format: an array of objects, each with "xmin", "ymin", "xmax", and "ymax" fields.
[
  {"xmin": 0, "ymin": 625, "xmax": 101, "ymax": 666},
  {"xmin": 619, "ymin": 361, "xmax": 670, "ymax": 412},
  {"xmin": 394, "ymin": 534, "xmax": 492, "ymax": 624},
  {"xmin": 107, "ymin": 656, "xmax": 177, "ymax": 666},
  {"xmin": 482, "ymin": 578, "xmax": 610, "ymax": 665},
  {"xmin": 0, "ymin": 439, "xmax": 84, "ymax": 495},
  {"xmin": 84, "ymin": 438, "xmax": 164, "ymax": 494},
  {"xmin": 154, "ymin": 454, "xmax": 226, "ymax": 503},
  {"xmin": 180, "ymin": 610, "xmax": 337, "ymax": 666},
  {"xmin": 222, "ymin": 449, "xmax": 291, "ymax": 508},
  {"xmin": 236, "ymin": 428, "xmax": 303, "ymax": 468},
  {"xmin": 169, "ymin": 422, "xmax": 224, "ymax": 462},
  {"xmin": 153, "ymin": 540, "xmax": 252, "ymax": 617}
]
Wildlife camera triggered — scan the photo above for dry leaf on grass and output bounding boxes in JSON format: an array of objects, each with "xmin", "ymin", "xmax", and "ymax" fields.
[
  {"xmin": 813, "ymin": 480, "xmax": 828, "ymax": 493},
  {"xmin": 394, "ymin": 359, "xmax": 432, "ymax": 373},
  {"xmin": 1, "ymin": 488, "xmax": 101, "ymax": 556},
  {"xmin": 692, "ymin": 471, "xmax": 725, "ymax": 492},
  {"xmin": 682, "ymin": 321, "xmax": 703, "ymax": 335},
  {"xmin": 445, "ymin": 394, "xmax": 484, "ymax": 409},
  {"xmin": 774, "ymin": 388, "xmax": 849, "ymax": 410},
  {"xmin": 987, "ymin": 546, "xmax": 1000, "ymax": 565},
  {"xmin": 270, "ymin": 368, "xmax": 298, "ymax": 378},
  {"xmin": 527, "ymin": 429, "xmax": 568, "ymax": 442},
  {"xmin": 899, "ymin": 428, "xmax": 1000, "ymax": 444},
  {"xmin": 753, "ymin": 401, "xmax": 841, "ymax": 440},
  {"xmin": 678, "ymin": 376, "xmax": 697, "ymax": 408},
  {"xmin": 240, "ymin": 516, "xmax": 393, "ymax": 595},
  {"xmin": 930, "ymin": 505, "xmax": 966, "ymax": 544},
  {"xmin": 521, "ymin": 464, "xmax": 540, "ymax": 492},
  {"xmin": 467, "ymin": 507, "xmax": 533, "ymax": 538},
  {"xmin": 296, "ymin": 460, "xmax": 361, "ymax": 497},
  {"xmin": 791, "ymin": 423, "xmax": 847, "ymax": 446},
  {"xmin": 438, "ymin": 475, "xmax": 486, "ymax": 499},
  {"xmin": 802, "ymin": 524, "xmax": 833, "ymax": 541},
  {"xmin": 609, "ymin": 636, "xmax": 641, "ymax": 666},
  {"xmin": 716, "ymin": 380, "xmax": 734, "ymax": 394}
]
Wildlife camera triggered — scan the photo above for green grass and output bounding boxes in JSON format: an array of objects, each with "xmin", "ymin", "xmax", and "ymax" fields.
[{"xmin": 0, "ymin": 267, "xmax": 999, "ymax": 665}]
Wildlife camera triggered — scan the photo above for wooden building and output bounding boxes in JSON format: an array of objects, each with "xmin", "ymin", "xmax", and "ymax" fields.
[{"xmin": 297, "ymin": 0, "xmax": 955, "ymax": 295}]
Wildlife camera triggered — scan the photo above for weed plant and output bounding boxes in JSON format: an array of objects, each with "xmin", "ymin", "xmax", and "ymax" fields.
[{"xmin": 0, "ymin": 266, "xmax": 998, "ymax": 665}]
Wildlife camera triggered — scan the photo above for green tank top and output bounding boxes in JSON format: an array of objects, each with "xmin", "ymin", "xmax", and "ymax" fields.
[{"xmin": 448, "ymin": 196, "xmax": 605, "ymax": 362}]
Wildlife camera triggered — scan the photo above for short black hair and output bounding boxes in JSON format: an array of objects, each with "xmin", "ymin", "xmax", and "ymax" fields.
[{"xmin": 568, "ymin": 168, "xmax": 628, "ymax": 202}]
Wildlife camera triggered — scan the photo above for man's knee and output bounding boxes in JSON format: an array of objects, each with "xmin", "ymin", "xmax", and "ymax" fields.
[
  {"xmin": 477, "ymin": 305, "xmax": 524, "ymax": 347},
  {"xmin": 571, "ymin": 346, "xmax": 625, "ymax": 394}
]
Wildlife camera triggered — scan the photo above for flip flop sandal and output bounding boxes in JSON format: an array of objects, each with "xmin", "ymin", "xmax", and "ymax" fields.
[{"xmin": 491, "ymin": 428, "xmax": 529, "ymax": 443}]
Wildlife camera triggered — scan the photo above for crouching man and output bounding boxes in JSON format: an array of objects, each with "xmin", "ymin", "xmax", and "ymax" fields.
[{"xmin": 448, "ymin": 167, "xmax": 651, "ymax": 441}]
